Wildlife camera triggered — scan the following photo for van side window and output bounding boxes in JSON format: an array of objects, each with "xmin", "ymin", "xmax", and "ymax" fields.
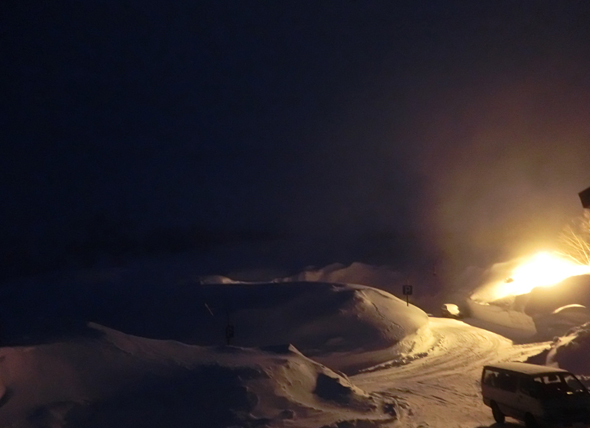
[
  {"xmin": 521, "ymin": 377, "xmax": 543, "ymax": 397},
  {"xmin": 543, "ymin": 374, "xmax": 561, "ymax": 384},
  {"xmin": 483, "ymin": 369, "xmax": 499, "ymax": 386},
  {"xmin": 496, "ymin": 372, "xmax": 518, "ymax": 392}
]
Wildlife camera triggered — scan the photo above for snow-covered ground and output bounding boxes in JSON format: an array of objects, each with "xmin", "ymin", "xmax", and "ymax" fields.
[
  {"xmin": 0, "ymin": 316, "xmax": 550, "ymax": 428},
  {"xmin": 0, "ymin": 260, "xmax": 586, "ymax": 428},
  {"xmin": 355, "ymin": 318, "xmax": 549, "ymax": 428},
  {"xmin": 0, "ymin": 323, "xmax": 401, "ymax": 428}
]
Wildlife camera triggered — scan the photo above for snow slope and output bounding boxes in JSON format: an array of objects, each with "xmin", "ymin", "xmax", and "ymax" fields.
[
  {"xmin": 0, "ymin": 315, "xmax": 550, "ymax": 428},
  {"xmin": 0, "ymin": 277, "xmax": 429, "ymax": 373},
  {"xmin": 0, "ymin": 324, "xmax": 400, "ymax": 428},
  {"xmin": 464, "ymin": 299, "xmax": 537, "ymax": 340}
]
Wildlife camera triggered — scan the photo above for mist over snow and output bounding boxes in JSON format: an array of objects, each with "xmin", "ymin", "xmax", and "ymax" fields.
[
  {"xmin": 4, "ymin": 0, "xmax": 590, "ymax": 426},
  {"xmin": 417, "ymin": 250, "xmax": 590, "ymax": 342}
]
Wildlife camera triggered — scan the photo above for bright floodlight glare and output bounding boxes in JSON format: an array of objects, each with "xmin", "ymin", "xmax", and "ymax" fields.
[{"xmin": 492, "ymin": 252, "xmax": 590, "ymax": 299}]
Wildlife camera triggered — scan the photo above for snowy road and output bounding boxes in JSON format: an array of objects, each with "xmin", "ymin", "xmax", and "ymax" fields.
[{"xmin": 353, "ymin": 318, "xmax": 550, "ymax": 428}]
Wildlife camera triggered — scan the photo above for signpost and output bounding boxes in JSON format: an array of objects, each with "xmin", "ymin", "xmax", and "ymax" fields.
[
  {"xmin": 204, "ymin": 303, "xmax": 235, "ymax": 345},
  {"xmin": 225, "ymin": 311, "xmax": 234, "ymax": 345},
  {"xmin": 402, "ymin": 284, "xmax": 413, "ymax": 306}
]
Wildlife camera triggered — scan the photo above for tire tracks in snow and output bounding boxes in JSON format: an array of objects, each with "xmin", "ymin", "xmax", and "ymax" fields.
[{"xmin": 352, "ymin": 317, "xmax": 550, "ymax": 428}]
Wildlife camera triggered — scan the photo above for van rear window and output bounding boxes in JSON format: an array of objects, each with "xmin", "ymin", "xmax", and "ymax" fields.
[{"xmin": 483, "ymin": 369, "xmax": 499, "ymax": 386}]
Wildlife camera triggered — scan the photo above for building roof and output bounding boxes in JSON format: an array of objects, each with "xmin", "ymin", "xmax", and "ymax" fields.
[
  {"xmin": 579, "ymin": 186, "xmax": 590, "ymax": 209},
  {"xmin": 485, "ymin": 362, "xmax": 569, "ymax": 376}
]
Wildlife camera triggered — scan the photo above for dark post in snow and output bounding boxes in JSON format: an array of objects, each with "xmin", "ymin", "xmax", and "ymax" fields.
[
  {"xmin": 225, "ymin": 311, "xmax": 234, "ymax": 345},
  {"xmin": 204, "ymin": 303, "xmax": 234, "ymax": 346},
  {"xmin": 402, "ymin": 283, "xmax": 413, "ymax": 307},
  {"xmin": 579, "ymin": 186, "xmax": 590, "ymax": 209}
]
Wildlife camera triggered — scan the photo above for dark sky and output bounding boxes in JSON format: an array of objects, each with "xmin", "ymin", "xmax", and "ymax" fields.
[{"xmin": 3, "ymin": 1, "xmax": 590, "ymax": 278}]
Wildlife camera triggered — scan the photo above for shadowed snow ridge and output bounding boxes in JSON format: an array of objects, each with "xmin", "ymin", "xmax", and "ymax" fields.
[
  {"xmin": 0, "ymin": 278, "xmax": 429, "ymax": 373},
  {"xmin": 541, "ymin": 322, "xmax": 590, "ymax": 378}
]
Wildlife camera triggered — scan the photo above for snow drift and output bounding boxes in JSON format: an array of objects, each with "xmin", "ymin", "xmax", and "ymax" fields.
[
  {"xmin": 0, "ymin": 264, "xmax": 432, "ymax": 427},
  {"xmin": 539, "ymin": 322, "xmax": 590, "ymax": 377},
  {"xmin": 464, "ymin": 298, "xmax": 537, "ymax": 340},
  {"xmin": 185, "ymin": 282, "xmax": 430, "ymax": 372},
  {"xmin": 0, "ymin": 324, "xmax": 399, "ymax": 428}
]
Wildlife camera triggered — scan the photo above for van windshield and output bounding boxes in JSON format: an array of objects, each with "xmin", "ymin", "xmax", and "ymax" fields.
[{"xmin": 529, "ymin": 373, "xmax": 587, "ymax": 397}]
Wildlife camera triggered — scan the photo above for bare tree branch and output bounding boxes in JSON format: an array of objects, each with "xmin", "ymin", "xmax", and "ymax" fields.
[{"xmin": 558, "ymin": 212, "xmax": 590, "ymax": 265}]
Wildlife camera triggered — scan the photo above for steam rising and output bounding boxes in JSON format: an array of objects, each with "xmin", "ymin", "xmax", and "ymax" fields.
[{"xmin": 417, "ymin": 73, "xmax": 590, "ymax": 278}]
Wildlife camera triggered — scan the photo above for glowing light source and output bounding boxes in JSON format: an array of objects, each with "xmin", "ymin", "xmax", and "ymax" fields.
[{"xmin": 491, "ymin": 252, "xmax": 590, "ymax": 300}]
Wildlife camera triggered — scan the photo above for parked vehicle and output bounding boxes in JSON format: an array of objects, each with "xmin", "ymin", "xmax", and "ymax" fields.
[{"xmin": 481, "ymin": 362, "xmax": 590, "ymax": 427}]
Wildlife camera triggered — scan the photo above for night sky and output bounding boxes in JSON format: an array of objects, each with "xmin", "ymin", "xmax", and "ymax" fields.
[{"xmin": 3, "ymin": 1, "xmax": 590, "ymax": 281}]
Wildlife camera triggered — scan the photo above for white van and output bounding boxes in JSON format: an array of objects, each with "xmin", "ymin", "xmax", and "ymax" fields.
[{"xmin": 481, "ymin": 362, "xmax": 590, "ymax": 427}]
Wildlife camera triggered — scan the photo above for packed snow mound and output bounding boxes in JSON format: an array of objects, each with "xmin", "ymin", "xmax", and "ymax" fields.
[
  {"xmin": 0, "ymin": 324, "xmax": 399, "ymax": 428},
  {"xmin": 192, "ymin": 282, "xmax": 429, "ymax": 372},
  {"xmin": 464, "ymin": 298, "xmax": 537, "ymax": 340},
  {"xmin": 544, "ymin": 322, "xmax": 590, "ymax": 377}
]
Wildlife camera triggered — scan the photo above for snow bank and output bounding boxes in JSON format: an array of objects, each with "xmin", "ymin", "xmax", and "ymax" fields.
[
  {"xmin": 276, "ymin": 262, "xmax": 403, "ymax": 289},
  {"xmin": 0, "ymin": 275, "xmax": 429, "ymax": 374},
  {"xmin": 0, "ymin": 325, "xmax": 399, "ymax": 428}
]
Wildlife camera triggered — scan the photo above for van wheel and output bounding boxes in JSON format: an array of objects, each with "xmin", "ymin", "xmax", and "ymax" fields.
[
  {"xmin": 525, "ymin": 413, "xmax": 538, "ymax": 428},
  {"xmin": 491, "ymin": 402, "xmax": 505, "ymax": 424}
]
